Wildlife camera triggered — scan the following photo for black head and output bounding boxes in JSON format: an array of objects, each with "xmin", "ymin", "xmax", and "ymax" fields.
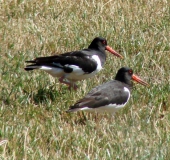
[
  {"xmin": 115, "ymin": 67, "xmax": 149, "ymax": 87},
  {"xmin": 88, "ymin": 37, "xmax": 107, "ymax": 50},
  {"xmin": 88, "ymin": 37, "xmax": 123, "ymax": 58},
  {"xmin": 115, "ymin": 67, "xmax": 133, "ymax": 86}
]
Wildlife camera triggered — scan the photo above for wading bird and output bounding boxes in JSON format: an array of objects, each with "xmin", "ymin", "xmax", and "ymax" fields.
[
  {"xmin": 67, "ymin": 67, "xmax": 149, "ymax": 113},
  {"xmin": 25, "ymin": 37, "xmax": 123, "ymax": 90}
]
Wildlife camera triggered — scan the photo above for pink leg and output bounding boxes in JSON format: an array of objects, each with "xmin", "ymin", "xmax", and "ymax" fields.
[{"xmin": 59, "ymin": 77, "xmax": 78, "ymax": 90}]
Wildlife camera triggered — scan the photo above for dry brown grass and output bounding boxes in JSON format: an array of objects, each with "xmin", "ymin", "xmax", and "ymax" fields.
[{"xmin": 0, "ymin": 0, "xmax": 170, "ymax": 159}]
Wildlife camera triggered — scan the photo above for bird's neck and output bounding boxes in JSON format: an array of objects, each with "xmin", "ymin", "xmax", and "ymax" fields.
[{"xmin": 115, "ymin": 76, "xmax": 133, "ymax": 87}]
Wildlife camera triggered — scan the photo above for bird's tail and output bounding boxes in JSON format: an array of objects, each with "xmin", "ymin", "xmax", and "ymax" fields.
[
  {"xmin": 24, "ymin": 64, "xmax": 41, "ymax": 71},
  {"xmin": 66, "ymin": 107, "xmax": 81, "ymax": 113},
  {"xmin": 24, "ymin": 60, "xmax": 40, "ymax": 71}
]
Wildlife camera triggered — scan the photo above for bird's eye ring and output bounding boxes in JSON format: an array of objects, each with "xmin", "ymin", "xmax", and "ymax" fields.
[
  {"xmin": 129, "ymin": 69, "xmax": 133, "ymax": 74},
  {"xmin": 102, "ymin": 40, "xmax": 106, "ymax": 45}
]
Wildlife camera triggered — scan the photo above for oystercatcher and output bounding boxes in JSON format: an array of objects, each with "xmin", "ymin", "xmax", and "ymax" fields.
[
  {"xmin": 24, "ymin": 37, "xmax": 123, "ymax": 89},
  {"xmin": 67, "ymin": 67, "xmax": 149, "ymax": 113}
]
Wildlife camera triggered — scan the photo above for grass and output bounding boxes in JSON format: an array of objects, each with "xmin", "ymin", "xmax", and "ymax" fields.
[{"xmin": 0, "ymin": 0, "xmax": 170, "ymax": 159}]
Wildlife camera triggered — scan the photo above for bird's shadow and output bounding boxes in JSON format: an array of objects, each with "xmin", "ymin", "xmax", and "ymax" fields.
[{"xmin": 32, "ymin": 85, "xmax": 67, "ymax": 104}]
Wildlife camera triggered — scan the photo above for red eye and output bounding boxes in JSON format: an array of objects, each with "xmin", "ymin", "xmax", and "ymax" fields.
[
  {"xmin": 129, "ymin": 69, "xmax": 133, "ymax": 74},
  {"xmin": 102, "ymin": 40, "xmax": 106, "ymax": 45}
]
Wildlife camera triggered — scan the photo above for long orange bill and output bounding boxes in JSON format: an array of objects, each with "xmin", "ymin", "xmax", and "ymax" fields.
[
  {"xmin": 105, "ymin": 46, "xmax": 123, "ymax": 59},
  {"xmin": 132, "ymin": 74, "xmax": 149, "ymax": 86}
]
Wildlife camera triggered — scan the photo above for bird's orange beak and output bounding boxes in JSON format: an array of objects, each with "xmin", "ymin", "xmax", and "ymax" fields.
[
  {"xmin": 132, "ymin": 74, "xmax": 149, "ymax": 86},
  {"xmin": 105, "ymin": 46, "xmax": 123, "ymax": 59}
]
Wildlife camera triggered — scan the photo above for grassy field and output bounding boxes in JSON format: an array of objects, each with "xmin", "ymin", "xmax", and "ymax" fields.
[{"xmin": 0, "ymin": 0, "xmax": 170, "ymax": 159}]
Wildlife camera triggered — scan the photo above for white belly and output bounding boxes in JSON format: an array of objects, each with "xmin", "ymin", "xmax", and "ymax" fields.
[
  {"xmin": 79, "ymin": 87, "xmax": 130, "ymax": 114},
  {"xmin": 79, "ymin": 103, "xmax": 126, "ymax": 114},
  {"xmin": 40, "ymin": 55, "xmax": 103, "ymax": 82}
]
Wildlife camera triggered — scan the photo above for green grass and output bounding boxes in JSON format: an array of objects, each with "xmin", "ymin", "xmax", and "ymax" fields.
[{"xmin": 0, "ymin": 0, "xmax": 170, "ymax": 159}]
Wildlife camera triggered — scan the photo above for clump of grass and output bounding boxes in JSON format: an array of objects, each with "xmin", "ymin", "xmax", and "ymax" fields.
[{"xmin": 0, "ymin": 0, "xmax": 170, "ymax": 159}]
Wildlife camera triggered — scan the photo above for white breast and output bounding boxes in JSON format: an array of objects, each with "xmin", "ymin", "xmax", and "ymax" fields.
[
  {"xmin": 91, "ymin": 55, "xmax": 102, "ymax": 71},
  {"xmin": 38, "ymin": 55, "xmax": 103, "ymax": 82},
  {"xmin": 76, "ymin": 87, "xmax": 131, "ymax": 114},
  {"xmin": 64, "ymin": 55, "xmax": 103, "ymax": 81}
]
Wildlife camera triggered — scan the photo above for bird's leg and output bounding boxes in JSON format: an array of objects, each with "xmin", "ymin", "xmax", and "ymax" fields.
[
  {"xmin": 111, "ymin": 112, "xmax": 116, "ymax": 118},
  {"xmin": 68, "ymin": 83, "xmax": 78, "ymax": 90},
  {"xmin": 59, "ymin": 77, "xmax": 78, "ymax": 90},
  {"xmin": 59, "ymin": 77, "xmax": 71, "ymax": 85}
]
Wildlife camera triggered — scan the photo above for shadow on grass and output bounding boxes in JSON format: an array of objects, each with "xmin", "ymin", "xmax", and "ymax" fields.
[{"xmin": 33, "ymin": 86, "xmax": 67, "ymax": 104}]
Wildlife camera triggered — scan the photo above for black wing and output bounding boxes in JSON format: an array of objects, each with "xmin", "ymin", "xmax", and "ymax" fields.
[
  {"xmin": 25, "ymin": 49, "xmax": 97, "ymax": 73},
  {"xmin": 70, "ymin": 81, "xmax": 130, "ymax": 109}
]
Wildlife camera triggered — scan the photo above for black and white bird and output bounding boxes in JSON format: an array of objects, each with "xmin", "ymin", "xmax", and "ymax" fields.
[
  {"xmin": 67, "ymin": 67, "xmax": 149, "ymax": 113},
  {"xmin": 24, "ymin": 37, "xmax": 123, "ymax": 89}
]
